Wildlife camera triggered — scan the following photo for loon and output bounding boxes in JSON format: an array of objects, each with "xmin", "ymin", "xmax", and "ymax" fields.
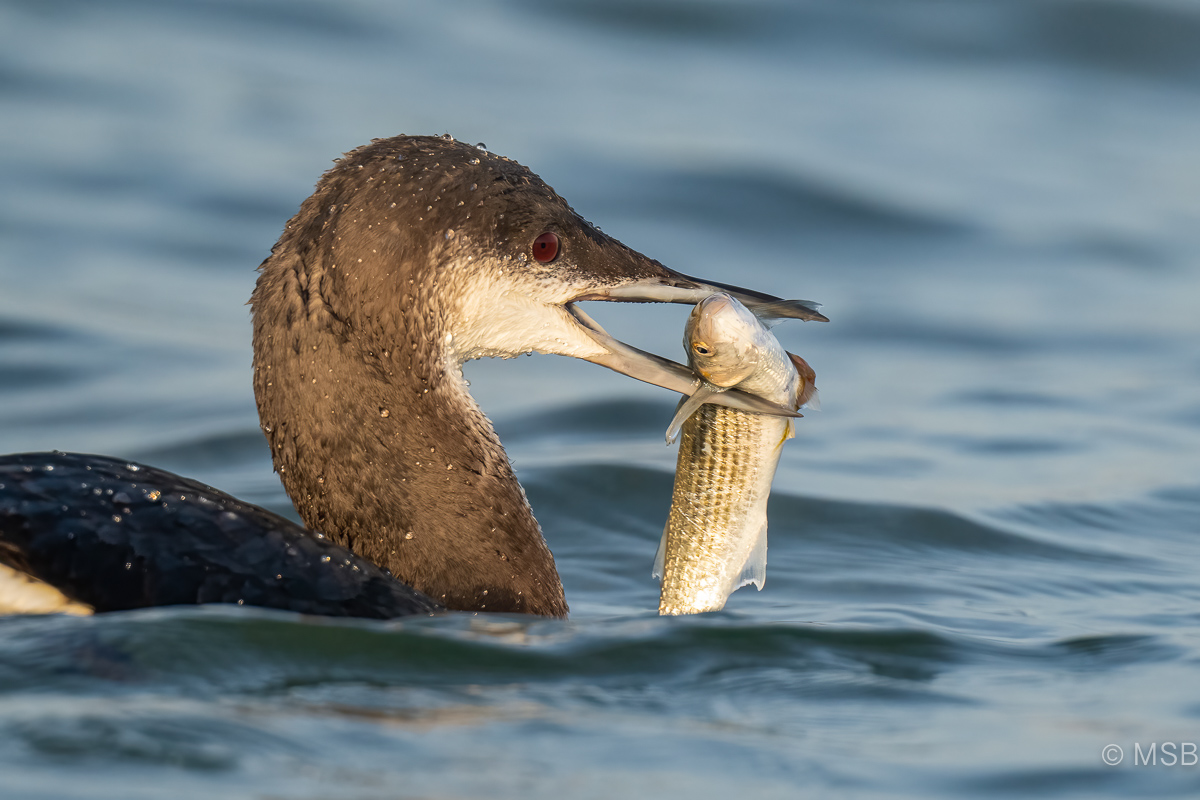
[{"xmin": 0, "ymin": 135, "xmax": 826, "ymax": 620}]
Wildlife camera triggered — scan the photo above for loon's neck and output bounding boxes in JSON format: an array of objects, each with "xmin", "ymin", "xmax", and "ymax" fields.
[{"xmin": 250, "ymin": 204, "xmax": 567, "ymax": 616}]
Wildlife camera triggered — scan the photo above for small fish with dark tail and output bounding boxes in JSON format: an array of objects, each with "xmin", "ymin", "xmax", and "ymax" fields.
[{"xmin": 656, "ymin": 292, "xmax": 818, "ymax": 615}]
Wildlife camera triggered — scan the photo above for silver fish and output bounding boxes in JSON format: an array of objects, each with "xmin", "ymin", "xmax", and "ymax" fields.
[{"xmin": 655, "ymin": 293, "xmax": 817, "ymax": 615}]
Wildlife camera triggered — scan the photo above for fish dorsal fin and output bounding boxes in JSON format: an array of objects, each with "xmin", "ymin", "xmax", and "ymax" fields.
[
  {"xmin": 665, "ymin": 383, "xmax": 727, "ymax": 444},
  {"xmin": 652, "ymin": 524, "xmax": 667, "ymax": 581},
  {"xmin": 748, "ymin": 299, "xmax": 827, "ymax": 324},
  {"xmin": 733, "ymin": 517, "xmax": 768, "ymax": 592}
]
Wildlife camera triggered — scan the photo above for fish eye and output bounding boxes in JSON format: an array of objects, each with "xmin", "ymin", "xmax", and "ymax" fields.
[
  {"xmin": 532, "ymin": 232, "xmax": 560, "ymax": 263},
  {"xmin": 693, "ymin": 343, "xmax": 711, "ymax": 356}
]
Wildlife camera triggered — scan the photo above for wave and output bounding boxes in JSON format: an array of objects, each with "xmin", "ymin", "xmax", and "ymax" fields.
[
  {"xmin": 581, "ymin": 158, "xmax": 967, "ymax": 238},
  {"xmin": 0, "ymin": 604, "xmax": 1179, "ymax": 708}
]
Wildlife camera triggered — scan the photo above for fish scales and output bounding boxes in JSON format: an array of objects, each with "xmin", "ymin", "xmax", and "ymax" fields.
[
  {"xmin": 659, "ymin": 404, "xmax": 790, "ymax": 614},
  {"xmin": 656, "ymin": 292, "xmax": 813, "ymax": 616}
]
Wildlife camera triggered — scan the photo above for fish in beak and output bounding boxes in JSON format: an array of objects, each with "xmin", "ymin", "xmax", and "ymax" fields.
[
  {"xmin": 565, "ymin": 284, "xmax": 822, "ymax": 418},
  {"xmin": 562, "ymin": 260, "xmax": 825, "ymax": 418}
]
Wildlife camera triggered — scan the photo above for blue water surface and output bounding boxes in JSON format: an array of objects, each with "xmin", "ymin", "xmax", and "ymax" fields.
[{"xmin": 2, "ymin": 1, "xmax": 1200, "ymax": 797}]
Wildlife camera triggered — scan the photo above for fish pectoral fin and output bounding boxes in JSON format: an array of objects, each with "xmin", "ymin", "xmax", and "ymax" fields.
[
  {"xmin": 787, "ymin": 352, "xmax": 819, "ymax": 411},
  {"xmin": 665, "ymin": 384, "xmax": 727, "ymax": 444},
  {"xmin": 652, "ymin": 524, "xmax": 668, "ymax": 581},
  {"xmin": 734, "ymin": 518, "xmax": 768, "ymax": 592}
]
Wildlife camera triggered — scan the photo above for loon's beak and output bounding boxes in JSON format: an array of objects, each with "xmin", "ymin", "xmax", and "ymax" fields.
[
  {"xmin": 566, "ymin": 272, "xmax": 825, "ymax": 418},
  {"xmin": 575, "ymin": 272, "xmax": 829, "ymax": 323}
]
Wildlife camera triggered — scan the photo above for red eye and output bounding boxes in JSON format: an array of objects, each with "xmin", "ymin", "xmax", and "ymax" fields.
[{"xmin": 532, "ymin": 232, "xmax": 559, "ymax": 263}]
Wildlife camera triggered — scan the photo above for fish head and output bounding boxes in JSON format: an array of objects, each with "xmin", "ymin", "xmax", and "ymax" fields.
[{"xmin": 684, "ymin": 293, "xmax": 769, "ymax": 388}]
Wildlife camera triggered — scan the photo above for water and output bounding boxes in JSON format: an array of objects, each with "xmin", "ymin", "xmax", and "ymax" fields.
[{"xmin": 2, "ymin": 0, "xmax": 1200, "ymax": 796}]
